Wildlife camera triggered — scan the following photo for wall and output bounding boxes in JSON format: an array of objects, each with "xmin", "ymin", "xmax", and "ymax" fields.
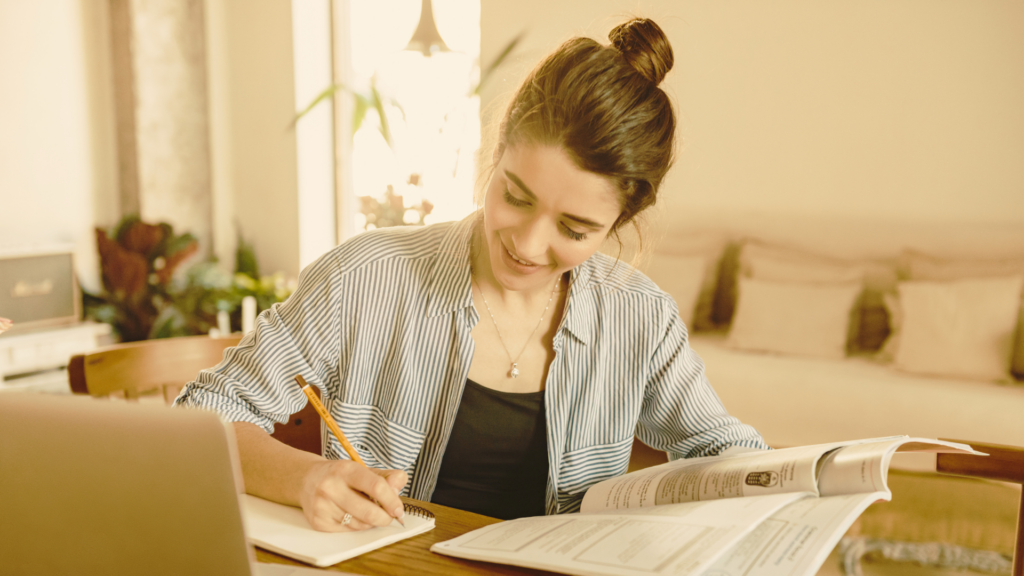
[
  {"xmin": 129, "ymin": 0, "xmax": 214, "ymax": 256},
  {"xmin": 205, "ymin": 0, "xmax": 301, "ymax": 278},
  {"xmin": 0, "ymin": 0, "xmax": 305, "ymax": 298},
  {"xmin": 0, "ymin": 0, "xmax": 119, "ymax": 293},
  {"xmin": 2, "ymin": 0, "xmax": 317, "ymax": 299},
  {"xmin": 291, "ymin": 0, "xmax": 338, "ymax": 270},
  {"xmin": 480, "ymin": 1, "xmax": 1024, "ymax": 258}
]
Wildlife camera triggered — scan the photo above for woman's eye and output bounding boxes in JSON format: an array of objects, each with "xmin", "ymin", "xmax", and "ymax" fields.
[
  {"xmin": 502, "ymin": 188, "xmax": 529, "ymax": 207},
  {"xmin": 562, "ymin": 226, "xmax": 587, "ymax": 242}
]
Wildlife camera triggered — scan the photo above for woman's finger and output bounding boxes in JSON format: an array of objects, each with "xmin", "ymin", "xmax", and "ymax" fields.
[
  {"xmin": 344, "ymin": 467, "xmax": 405, "ymax": 523},
  {"xmin": 305, "ymin": 496, "xmax": 347, "ymax": 532},
  {"xmin": 335, "ymin": 484, "xmax": 396, "ymax": 527},
  {"xmin": 374, "ymin": 468, "xmax": 409, "ymax": 495},
  {"xmin": 334, "ymin": 508, "xmax": 373, "ymax": 531},
  {"xmin": 304, "ymin": 494, "xmax": 375, "ymax": 532}
]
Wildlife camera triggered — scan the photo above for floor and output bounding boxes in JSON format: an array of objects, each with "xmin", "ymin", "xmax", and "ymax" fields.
[{"xmin": 816, "ymin": 546, "xmax": 1001, "ymax": 576}]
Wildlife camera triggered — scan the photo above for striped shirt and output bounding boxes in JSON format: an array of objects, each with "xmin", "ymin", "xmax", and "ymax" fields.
[{"xmin": 175, "ymin": 215, "xmax": 767, "ymax": 514}]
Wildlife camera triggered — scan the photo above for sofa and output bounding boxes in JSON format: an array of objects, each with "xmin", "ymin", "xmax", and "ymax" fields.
[{"xmin": 641, "ymin": 214, "xmax": 1024, "ymax": 572}]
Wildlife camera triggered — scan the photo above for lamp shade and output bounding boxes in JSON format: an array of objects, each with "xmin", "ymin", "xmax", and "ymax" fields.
[{"xmin": 404, "ymin": 0, "xmax": 450, "ymax": 57}]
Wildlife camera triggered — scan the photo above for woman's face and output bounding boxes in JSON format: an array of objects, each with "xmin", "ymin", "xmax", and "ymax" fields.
[{"xmin": 481, "ymin": 144, "xmax": 622, "ymax": 292}]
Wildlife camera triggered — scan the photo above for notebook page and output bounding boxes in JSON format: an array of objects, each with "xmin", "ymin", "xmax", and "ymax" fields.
[{"xmin": 242, "ymin": 495, "xmax": 434, "ymax": 567}]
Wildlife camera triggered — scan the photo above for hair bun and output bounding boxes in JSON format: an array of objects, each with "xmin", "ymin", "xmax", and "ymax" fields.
[{"xmin": 609, "ymin": 18, "xmax": 674, "ymax": 86}]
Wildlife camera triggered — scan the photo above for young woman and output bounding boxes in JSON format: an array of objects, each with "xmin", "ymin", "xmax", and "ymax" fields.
[{"xmin": 176, "ymin": 18, "xmax": 767, "ymax": 532}]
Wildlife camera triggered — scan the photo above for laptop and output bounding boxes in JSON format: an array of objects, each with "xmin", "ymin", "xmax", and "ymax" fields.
[{"xmin": 0, "ymin": 392, "xmax": 349, "ymax": 576}]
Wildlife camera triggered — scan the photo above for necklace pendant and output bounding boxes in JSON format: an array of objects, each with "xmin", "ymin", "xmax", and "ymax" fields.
[{"xmin": 509, "ymin": 363, "xmax": 519, "ymax": 379}]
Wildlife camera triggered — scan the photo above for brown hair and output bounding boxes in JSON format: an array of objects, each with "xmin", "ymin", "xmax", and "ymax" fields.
[{"xmin": 493, "ymin": 18, "xmax": 676, "ymax": 244}]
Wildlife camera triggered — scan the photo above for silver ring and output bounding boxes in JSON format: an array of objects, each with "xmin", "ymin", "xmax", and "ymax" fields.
[{"xmin": 341, "ymin": 513, "xmax": 353, "ymax": 526}]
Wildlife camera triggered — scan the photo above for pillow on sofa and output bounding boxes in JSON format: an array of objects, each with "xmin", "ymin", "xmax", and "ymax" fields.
[
  {"xmin": 885, "ymin": 276, "xmax": 1024, "ymax": 382},
  {"xmin": 651, "ymin": 233, "xmax": 728, "ymax": 331},
  {"xmin": 901, "ymin": 251, "xmax": 1024, "ymax": 379},
  {"xmin": 904, "ymin": 251, "xmax": 1024, "ymax": 281},
  {"xmin": 737, "ymin": 243, "xmax": 898, "ymax": 352},
  {"xmin": 742, "ymin": 247, "xmax": 864, "ymax": 284},
  {"xmin": 644, "ymin": 253, "xmax": 706, "ymax": 328},
  {"xmin": 742, "ymin": 243, "xmax": 898, "ymax": 292},
  {"xmin": 726, "ymin": 277, "xmax": 862, "ymax": 359}
]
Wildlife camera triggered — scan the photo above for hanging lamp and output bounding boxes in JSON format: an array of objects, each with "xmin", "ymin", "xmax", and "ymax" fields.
[{"xmin": 404, "ymin": 0, "xmax": 450, "ymax": 57}]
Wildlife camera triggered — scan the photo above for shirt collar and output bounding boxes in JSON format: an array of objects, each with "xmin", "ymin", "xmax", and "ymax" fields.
[
  {"xmin": 425, "ymin": 214, "xmax": 478, "ymax": 318},
  {"xmin": 558, "ymin": 257, "xmax": 600, "ymax": 345}
]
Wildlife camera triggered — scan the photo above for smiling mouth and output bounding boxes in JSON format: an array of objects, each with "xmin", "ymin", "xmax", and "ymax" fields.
[{"xmin": 503, "ymin": 243, "xmax": 542, "ymax": 267}]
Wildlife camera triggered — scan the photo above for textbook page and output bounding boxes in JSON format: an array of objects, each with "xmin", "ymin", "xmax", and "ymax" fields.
[
  {"xmin": 431, "ymin": 492, "xmax": 811, "ymax": 576},
  {"xmin": 705, "ymin": 491, "xmax": 889, "ymax": 576},
  {"xmin": 581, "ymin": 441, "xmax": 873, "ymax": 513},
  {"xmin": 581, "ymin": 436, "xmax": 979, "ymax": 513},
  {"xmin": 817, "ymin": 437, "xmax": 980, "ymax": 496}
]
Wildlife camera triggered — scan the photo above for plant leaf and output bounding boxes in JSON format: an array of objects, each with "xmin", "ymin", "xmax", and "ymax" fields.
[
  {"xmin": 351, "ymin": 93, "xmax": 371, "ymax": 138},
  {"xmin": 370, "ymin": 81, "xmax": 392, "ymax": 148},
  {"xmin": 235, "ymin": 232, "xmax": 260, "ymax": 278},
  {"xmin": 291, "ymin": 83, "xmax": 344, "ymax": 127}
]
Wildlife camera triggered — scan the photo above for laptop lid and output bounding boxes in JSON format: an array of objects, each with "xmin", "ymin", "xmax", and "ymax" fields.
[{"xmin": 0, "ymin": 393, "xmax": 256, "ymax": 576}]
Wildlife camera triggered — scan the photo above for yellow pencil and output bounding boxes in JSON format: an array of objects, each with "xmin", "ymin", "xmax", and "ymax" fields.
[{"xmin": 293, "ymin": 375, "xmax": 404, "ymax": 526}]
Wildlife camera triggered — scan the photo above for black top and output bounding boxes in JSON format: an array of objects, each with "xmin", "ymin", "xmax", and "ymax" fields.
[{"xmin": 431, "ymin": 379, "xmax": 549, "ymax": 520}]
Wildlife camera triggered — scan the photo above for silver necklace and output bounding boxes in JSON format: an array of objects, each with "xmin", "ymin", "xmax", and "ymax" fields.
[{"xmin": 472, "ymin": 274, "xmax": 560, "ymax": 379}]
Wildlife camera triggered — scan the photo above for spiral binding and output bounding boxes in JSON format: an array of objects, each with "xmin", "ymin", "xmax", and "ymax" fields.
[{"xmin": 404, "ymin": 504, "xmax": 435, "ymax": 521}]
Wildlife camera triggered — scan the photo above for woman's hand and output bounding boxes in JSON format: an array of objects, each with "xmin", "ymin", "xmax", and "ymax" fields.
[
  {"xmin": 298, "ymin": 460, "xmax": 409, "ymax": 532},
  {"xmin": 230, "ymin": 422, "xmax": 408, "ymax": 533}
]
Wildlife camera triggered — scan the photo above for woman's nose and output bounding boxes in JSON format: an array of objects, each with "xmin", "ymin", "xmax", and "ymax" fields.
[{"xmin": 510, "ymin": 217, "xmax": 551, "ymax": 261}]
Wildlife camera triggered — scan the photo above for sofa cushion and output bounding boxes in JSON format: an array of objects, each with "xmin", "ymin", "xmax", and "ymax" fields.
[
  {"xmin": 901, "ymin": 251, "xmax": 1024, "ymax": 380},
  {"xmin": 885, "ymin": 276, "xmax": 1024, "ymax": 382},
  {"xmin": 723, "ymin": 242, "xmax": 898, "ymax": 352},
  {"xmin": 742, "ymin": 242, "xmax": 896, "ymax": 290},
  {"xmin": 648, "ymin": 233, "xmax": 728, "ymax": 331},
  {"xmin": 643, "ymin": 253, "xmax": 706, "ymax": 328},
  {"xmin": 726, "ymin": 277, "xmax": 862, "ymax": 360}
]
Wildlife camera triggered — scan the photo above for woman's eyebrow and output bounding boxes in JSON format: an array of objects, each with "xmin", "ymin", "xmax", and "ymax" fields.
[
  {"xmin": 504, "ymin": 170, "xmax": 537, "ymax": 199},
  {"xmin": 564, "ymin": 214, "xmax": 605, "ymax": 229},
  {"xmin": 504, "ymin": 169, "xmax": 606, "ymax": 230}
]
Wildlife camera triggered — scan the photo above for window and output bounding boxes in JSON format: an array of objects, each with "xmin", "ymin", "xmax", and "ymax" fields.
[{"xmin": 342, "ymin": 0, "xmax": 481, "ymax": 236}]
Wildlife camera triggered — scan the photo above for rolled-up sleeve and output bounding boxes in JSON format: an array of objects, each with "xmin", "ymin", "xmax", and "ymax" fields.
[
  {"xmin": 636, "ymin": 300, "xmax": 769, "ymax": 460},
  {"xmin": 173, "ymin": 251, "xmax": 344, "ymax": 433}
]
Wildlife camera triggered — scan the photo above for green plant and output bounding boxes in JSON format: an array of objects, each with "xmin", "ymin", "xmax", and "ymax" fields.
[
  {"xmin": 85, "ymin": 216, "xmax": 294, "ymax": 341},
  {"xmin": 85, "ymin": 217, "xmax": 198, "ymax": 342},
  {"xmin": 292, "ymin": 78, "xmax": 400, "ymax": 147},
  {"xmin": 292, "ymin": 34, "xmax": 524, "ymax": 134}
]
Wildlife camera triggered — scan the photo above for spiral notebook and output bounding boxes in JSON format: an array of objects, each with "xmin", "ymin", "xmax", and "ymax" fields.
[{"xmin": 241, "ymin": 495, "xmax": 436, "ymax": 567}]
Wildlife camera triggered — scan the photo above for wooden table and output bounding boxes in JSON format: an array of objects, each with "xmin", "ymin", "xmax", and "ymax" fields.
[{"xmin": 255, "ymin": 498, "xmax": 560, "ymax": 575}]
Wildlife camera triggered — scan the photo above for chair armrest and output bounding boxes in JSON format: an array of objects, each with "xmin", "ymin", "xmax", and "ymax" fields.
[
  {"xmin": 937, "ymin": 439, "xmax": 1024, "ymax": 485},
  {"xmin": 68, "ymin": 354, "xmax": 88, "ymax": 395}
]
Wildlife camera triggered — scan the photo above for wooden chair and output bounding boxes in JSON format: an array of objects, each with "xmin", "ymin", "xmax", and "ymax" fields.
[
  {"xmin": 938, "ymin": 439, "xmax": 1024, "ymax": 576},
  {"xmin": 68, "ymin": 335, "xmax": 321, "ymax": 455},
  {"xmin": 628, "ymin": 437, "xmax": 668, "ymax": 472}
]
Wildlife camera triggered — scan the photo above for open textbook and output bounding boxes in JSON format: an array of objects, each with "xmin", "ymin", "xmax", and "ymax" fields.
[{"xmin": 431, "ymin": 436, "xmax": 983, "ymax": 576}]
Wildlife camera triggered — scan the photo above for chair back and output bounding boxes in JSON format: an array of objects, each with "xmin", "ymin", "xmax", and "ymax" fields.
[
  {"xmin": 69, "ymin": 335, "xmax": 322, "ymax": 455},
  {"xmin": 938, "ymin": 439, "xmax": 1024, "ymax": 576},
  {"xmin": 70, "ymin": 335, "xmax": 241, "ymax": 402}
]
